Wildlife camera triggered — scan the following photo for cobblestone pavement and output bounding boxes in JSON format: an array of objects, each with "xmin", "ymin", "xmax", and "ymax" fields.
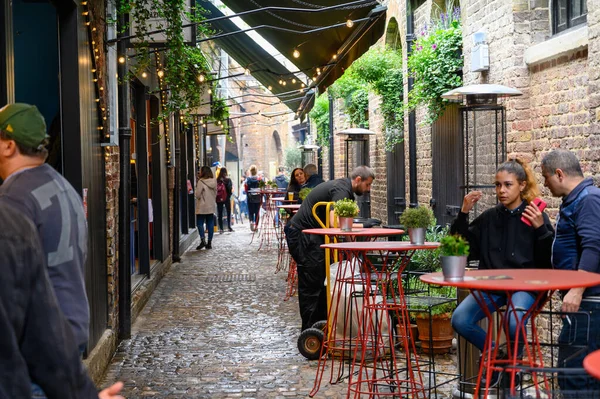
[{"xmin": 101, "ymin": 222, "xmax": 459, "ymax": 398}]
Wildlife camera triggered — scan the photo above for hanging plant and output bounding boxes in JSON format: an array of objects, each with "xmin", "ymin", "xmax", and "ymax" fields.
[
  {"xmin": 407, "ymin": 5, "xmax": 463, "ymax": 125},
  {"xmin": 123, "ymin": 0, "xmax": 224, "ymax": 123},
  {"xmin": 351, "ymin": 47, "xmax": 404, "ymax": 151}
]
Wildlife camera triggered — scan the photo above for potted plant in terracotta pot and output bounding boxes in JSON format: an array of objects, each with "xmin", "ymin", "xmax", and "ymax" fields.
[
  {"xmin": 440, "ymin": 234, "xmax": 470, "ymax": 281},
  {"xmin": 334, "ymin": 198, "xmax": 359, "ymax": 231},
  {"xmin": 399, "ymin": 206, "xmax": 434, "ymax": 245}
]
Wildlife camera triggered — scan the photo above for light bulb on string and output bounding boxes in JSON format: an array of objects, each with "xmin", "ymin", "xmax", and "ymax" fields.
[
  {"xmin": 293, "ymin": 49, "xmax": 300, "ymax": 58},
  {"xmin": 346, "ymin": 19, "xmax": 354, "ymax": 28}
]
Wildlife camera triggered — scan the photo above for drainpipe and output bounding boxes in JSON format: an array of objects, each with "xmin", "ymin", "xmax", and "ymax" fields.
[
  {"xmin": 407, "ymin": 0, "xmax": 418, "ymax": 207},
  {"xmin": 117, "ymin": 2, "xmax": 131, "ymax": 339},
  {"xmin": 328, "ymin": 93, "xmax": 334, "ymax": 180},
  {"xmin": 172, "ymin": 115, "xmax": 181, "ymax": 262}
]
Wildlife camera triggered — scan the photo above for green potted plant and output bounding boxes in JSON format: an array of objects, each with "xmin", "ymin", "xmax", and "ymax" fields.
[
  {"xmin": 399, "ymin": 206, "xmax": 435, "ymax": 245},
  {"xmin": 409, "ymin": 285, "xmax": 457, "ymax": 354},
  {"xmin": 334, "ymin": 198, "xmax": 360, "ymax": 231},
  {"xmin": 298, "ymin": 187, "xmax": 312, "ymax": 201},
  {"xmin": 440, "ymin": 234, "xmax": 470, "ymax": 281}
]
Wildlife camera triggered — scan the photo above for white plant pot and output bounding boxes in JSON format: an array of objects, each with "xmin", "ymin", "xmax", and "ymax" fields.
[
  {"xmin": 339, "ymin": 216, "xmax": 354, "ymax": 232},
  {"xmin": 408, "ymin": 227, "xmax": 426, "ymax": 245},
  {"xmin": 441, "ymin": 255, "xmax": 467, "ymax": 281}
]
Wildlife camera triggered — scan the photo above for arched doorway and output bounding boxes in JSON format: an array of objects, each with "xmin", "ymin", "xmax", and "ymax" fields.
[{"xmin": 269, "ymin": 130, "xmax": 283, "ymax": 177}]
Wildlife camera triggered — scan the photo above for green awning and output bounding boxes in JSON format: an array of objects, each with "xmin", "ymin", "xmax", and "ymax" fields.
[{"xmin": 198, "ymin": 0, "xmax": 386, "ymax": 117}]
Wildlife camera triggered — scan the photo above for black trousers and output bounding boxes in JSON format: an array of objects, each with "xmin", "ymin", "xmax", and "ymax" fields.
[
  {"xmin": 285, "ymin": 223, "xmax": 327, "ymax": 331},
  {"xmin": 216, "ymin": 199, "xmax": 232, "ymax": 229}
]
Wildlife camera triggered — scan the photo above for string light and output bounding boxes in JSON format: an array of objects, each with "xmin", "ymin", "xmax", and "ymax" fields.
[
  {"xmin": 244, "ymin": 68, "xmax": 250, "ymax": 75},
  {"xmin": 157, "ymin": 70, "xmax": 164, "ymax": 77},
  {"xmin": 293, "ymin": 49, "xmax": 300, "ymax": 58},
  {"xmin": 333, "ymin": 54, "xmax": 338, "ymax": 60},
  {"xmin": 346, "ymin": 19, "xmax": 354, "ymax": 28},
  {"xmin": 198, "ymin": 74, "xmax": 205, "ymax": 82},
  {"xmin": 268, "ymin": 85, "xmax": 272, "ymax": 90},
  {"xmin": 292, "ymin": 78, "xmax": 296, "ymax": 84},
  {"xmin": 118, "ymin": 56, "xmax": 125, "ymax": 64},
  {"xmin": 142, "ymin": 71, "xmax": 147, "ymax": 78}
]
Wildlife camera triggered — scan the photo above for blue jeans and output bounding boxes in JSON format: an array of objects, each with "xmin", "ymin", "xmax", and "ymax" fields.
[
  {"xmin": 557, "ymin": 300, "xmax": 600, "ymax": 394},
  {"xmin": 451, "ymin": 290, "xmax": 536, "ymax": 352},
  {"xmin": 196, "ymin": 214, "xmax": 214, "ymax": 241}
]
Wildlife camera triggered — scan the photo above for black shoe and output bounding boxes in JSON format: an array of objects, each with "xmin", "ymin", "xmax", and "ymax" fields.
[
  {"xmin": 228, "ymin": 227, "xmax": 234, "ymax": 232},
  {"xmin": 196, "ymin": 240, "xmax": 206, "ymax": 250},
  {"xmin": 206, "ymin": 241, "xmax": 212, "ymax": 249},
  {"xmin": 219, "ymin": 229, "xmax": 224, "ymax": 234}
]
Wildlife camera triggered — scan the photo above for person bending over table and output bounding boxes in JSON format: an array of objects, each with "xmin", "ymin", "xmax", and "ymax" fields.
[
  {"xmin": 284, "ymin": 165, "xmax": 374, "ymax": 331},
  {"xmin": 542, "ymin": 149, "xmax": 600, "ymax": 394},
  {"xmin": 450, "ymin": 158, "xmax": 554, "ymax": 383}
]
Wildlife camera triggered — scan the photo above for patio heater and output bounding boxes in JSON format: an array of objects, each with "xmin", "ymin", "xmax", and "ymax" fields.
[
  {"xmin": 442, "ymin": 84, "xmax": 522, "ymax": 399},
  {"xmin": 298, "ymin": 143, "xmax": 319, "ymax": 168},
  {"xmin": 337, "ymin": 127, "xmax": 375, "ymax": 218},
  {"xmin": 441, "ymin": 84, "xmax": 522, "ymax": 218}
]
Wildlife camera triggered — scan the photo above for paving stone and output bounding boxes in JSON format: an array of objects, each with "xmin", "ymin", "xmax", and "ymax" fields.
[{"xmin": 101, "ymin": 223, "xmax": 458, "ymax": 398}]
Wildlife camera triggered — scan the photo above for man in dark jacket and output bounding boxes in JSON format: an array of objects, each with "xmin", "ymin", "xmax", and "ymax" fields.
[
  {"xmin": 0, "ymin": 201, "xmax": 123, "ymax": 399},
  {"xmin": 542, "ymin": 149, "xmax": 600, "ymax": 394},
  {"xmin": 303, "ymin": 163, "xmax": 324, "ymax": 188},
  {"xmin": 284, "ymin": 166, "xmax": 374, "ymax": 331}
]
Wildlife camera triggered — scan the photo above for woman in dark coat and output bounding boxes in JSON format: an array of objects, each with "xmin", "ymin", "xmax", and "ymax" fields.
[{"xmin": 450, "ymin": 158, "xmax": 554, "ymax": 380}]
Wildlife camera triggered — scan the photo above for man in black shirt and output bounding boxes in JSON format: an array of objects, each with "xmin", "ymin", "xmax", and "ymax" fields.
[
  {"xmin": 285, "ymin": 166, "xmax": 374, "ymax": 331},
  {"xmin": 0, "ymin": 201, "xmax": 123, "ymax": 399}
]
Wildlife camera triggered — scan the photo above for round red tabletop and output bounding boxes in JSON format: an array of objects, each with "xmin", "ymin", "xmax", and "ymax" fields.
[
  {"xmin": 322, "ymin": 241, "xmax": 439, "ymax": 251},
  {"xmin": 277, "ymin": 204, "xmax": 301, "ymax": 210},
  {"xmin": 420, "ymin": 269, "xmax": 600, "ymax": 292},
  {"xmin": 272, "ymin": 198, "xmax": 297, "ymax": 203},
  {"xmin": 304, "ymin": 227, "xmax": 404, "ymax": 237},
  {"xmin": 584, "ymin": 349, "xmax": 600, "ymax": 380}
]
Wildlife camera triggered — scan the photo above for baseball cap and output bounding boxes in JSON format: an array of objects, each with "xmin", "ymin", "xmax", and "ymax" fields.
[{"xmin": 0, "ymin": 103, "xmax": 48, "ymax": 149}]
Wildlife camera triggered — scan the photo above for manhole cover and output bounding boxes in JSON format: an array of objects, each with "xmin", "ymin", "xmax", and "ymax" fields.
[{"xmin": 205, "ymin": 274, "xmax": 256, "ymax": 283}]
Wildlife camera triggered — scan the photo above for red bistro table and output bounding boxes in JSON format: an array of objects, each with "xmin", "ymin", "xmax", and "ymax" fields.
[
  {"xmin": 420, "ymin": 269, "xmax": 600, "ymax": 397},
  {"xmin": 584, "ymin": 349, "xmax": 600, "ymax": 380},
  {"xmin": 250, "ymin": 190, "xmax": 285, "ymax": 250},
  {"xmin": 319, "ymin": 241, "xmax": 440, "ymax": 399},
  {"xmin": 303, "ymin": 228, "xmax": 404, "ymax": 396}
]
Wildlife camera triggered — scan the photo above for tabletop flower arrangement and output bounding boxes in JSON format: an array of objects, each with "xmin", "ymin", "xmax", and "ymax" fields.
[{"xmin": 298, "ymin": 187, "xmax": 312, "ymax": 200}]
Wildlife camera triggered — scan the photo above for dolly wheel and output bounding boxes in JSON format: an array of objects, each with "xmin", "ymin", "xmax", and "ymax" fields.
[
  {"xmin": 298, "ymin": 328, "xmax": 324, "ymax": 360},
  {"xmin": 311, "ymin": 320, "xmax": 327, "ymax": 332}
]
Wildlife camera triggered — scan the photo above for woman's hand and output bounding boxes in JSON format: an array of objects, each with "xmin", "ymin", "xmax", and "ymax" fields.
[
  {"xmin": 461, "ymin": 191, "xmax": 482, "ymax": 213},
  {"xmin": 522, "ymin": 201, "xmax": 544, "ymax": 229},
  {"xmin": 99, "ymin": 382, "xmax": 124, "ymax": 399}
]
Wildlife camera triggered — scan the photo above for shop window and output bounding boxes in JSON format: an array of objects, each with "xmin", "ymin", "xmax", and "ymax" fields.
[{"xmin": 553, "ymin": 0, "xmax": 587, "ymax": 34}]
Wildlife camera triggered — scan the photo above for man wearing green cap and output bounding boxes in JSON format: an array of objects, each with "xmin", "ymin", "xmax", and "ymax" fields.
[{"xmin": 0, "ymin": 103, "xmax": 90, "ymax": 397}]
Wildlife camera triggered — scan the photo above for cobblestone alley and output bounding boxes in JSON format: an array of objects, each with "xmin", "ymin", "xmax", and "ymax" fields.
[{"xmin": 101, "ymin": 222, "xmax": 457, "ymax": 398}]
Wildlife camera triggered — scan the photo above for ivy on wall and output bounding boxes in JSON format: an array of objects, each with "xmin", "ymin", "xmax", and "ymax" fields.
[
  {"xmin": 407, "ymin": 4, "xmax": 463, "ymax": 125},
  {"xmin": 310, "ymin": 47, "xmax": 404, "ymax": 151}
]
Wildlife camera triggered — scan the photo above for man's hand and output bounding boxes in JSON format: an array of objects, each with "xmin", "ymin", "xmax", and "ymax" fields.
[
  {"xmin": 99, "ymin": 382, "xmax": 124, "ymax": 399},
  {"xmin": 562, "ymin": 287, "xmax": 585, "ymax": 314}
]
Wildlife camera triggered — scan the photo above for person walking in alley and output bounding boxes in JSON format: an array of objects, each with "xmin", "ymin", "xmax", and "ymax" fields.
[
  {"xmin": 0, "ymin": 201, "xmax": 123, "ymax": 399},
  {"xmin": 275, "ymin": 166, "xmax": 289, "ymax": 189},
  {"xmin": 245, "ymin": 165, "xmax": 262, "ymax": 231},
  {"xmin": 216, "ymin": 167, "xmax": 234, "ymax": 233},
  {"xmin": 303, "ymin": 163, "xmax": 323, "ymax": 188},
  {"xmin": 195, "ymin": 166, "xmax": 217, "ymax": 250},
  {"xmin": 449, "ymin": 158, "xmax": 554, "ymax": 386},
  {"xmin": 0, "ymin": 103, "xmax": 91, "ymax": 396},
  {"xmin": 284, "ymin": 165, "xmax": 374, "ymax": 331},
  {"xmin": 541, "ymin": 149, "xmax": 600, "ymax": 394}
]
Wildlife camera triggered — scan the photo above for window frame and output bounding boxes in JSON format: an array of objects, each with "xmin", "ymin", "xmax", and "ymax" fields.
[{"xmin": 552, "ymin": 0, "xmax": 587, "ymax": 35}]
